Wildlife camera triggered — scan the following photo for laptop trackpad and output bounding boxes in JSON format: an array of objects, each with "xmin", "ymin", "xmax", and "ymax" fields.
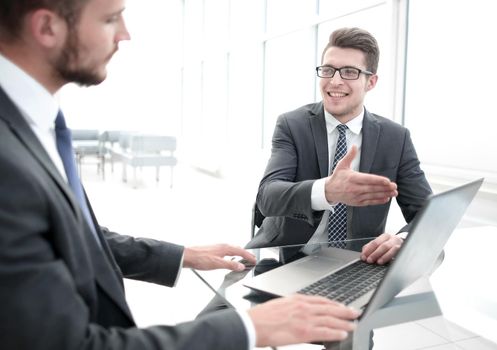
[{"xmin": 293, "ymin": 256, "xmax": 347, "ymax": 277}]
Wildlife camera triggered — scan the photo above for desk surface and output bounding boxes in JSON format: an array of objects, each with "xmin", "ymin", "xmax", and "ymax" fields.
[{"xmin": 194, "ymin": 226, "xmax": 497, "ymax": 349}]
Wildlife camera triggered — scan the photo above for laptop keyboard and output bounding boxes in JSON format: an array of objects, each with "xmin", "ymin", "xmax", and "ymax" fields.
[{"xmin": 298, "ymin": 260, "xmax": 388, "ymax": 304}]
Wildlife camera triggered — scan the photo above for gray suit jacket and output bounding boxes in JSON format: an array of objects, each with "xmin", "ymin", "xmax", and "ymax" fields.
[
  {"xmin": 246, "ymin": 102, "xmax": 432, "ymax": 260},
  {"xmin": 0, "ymin": 86, "xmax": 246, "ymax": 350}
]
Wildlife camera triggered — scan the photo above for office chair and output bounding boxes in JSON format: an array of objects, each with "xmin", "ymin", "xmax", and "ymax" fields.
[
  {"xmin": 250, "ymin": 202, "xmax": 265, "ymax": 260},
  {"xmin": 250, "ymin": 202, "xmax": 265, "ymax": 240},
  {"xmin": 71, "ymin": 129, "xmax": 101, "ymax": 178}
]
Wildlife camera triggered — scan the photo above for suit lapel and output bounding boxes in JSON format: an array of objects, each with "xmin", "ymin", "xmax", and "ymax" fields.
[
  {"xmin": 0, "ymin": 86, "xmax": 134, "ymax": 322},
  {"xmin": 309, "ymin": 102, "xmax": 329, "ymax": 178},
  {"xmin": 359, "ymin": 109, "xmax": 380, "ymax": 173},
  {"xmin": 0, "ymin": 87, "xmax": 82, "ymax": 217}
]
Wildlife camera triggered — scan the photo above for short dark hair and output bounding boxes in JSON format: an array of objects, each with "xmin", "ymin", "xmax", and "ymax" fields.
[
  {"xmin": 0, "ymin": 0, "xmax": 88, "ymax": 41},
  {"xmin": 321, "ymin": 27, "xmax": 379, "ymax": 74}
]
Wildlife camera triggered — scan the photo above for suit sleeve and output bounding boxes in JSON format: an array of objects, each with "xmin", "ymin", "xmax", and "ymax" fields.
[
  {"xmin": 102, "ymin": 228, "xmax": 184, "ymax": 287},
  {"xmin": 257, "ymin": 114, "xmax": 317, "ymax": 225},
  {"xmin": 395, "ymin": 129, "xmax": 432, "ymax": 231},
  {"xmin": 83, "ymin": 310, "xmax": 247, "ymax": 350}
]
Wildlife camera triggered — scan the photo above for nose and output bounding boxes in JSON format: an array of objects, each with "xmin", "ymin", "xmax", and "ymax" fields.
[
  {"xmin": 116, "ymin": 17, "xmax": 131, "ymax": 42},
  {"xmin": 328, "ymin": 70, "xmax": 344, "ymax": 84}
]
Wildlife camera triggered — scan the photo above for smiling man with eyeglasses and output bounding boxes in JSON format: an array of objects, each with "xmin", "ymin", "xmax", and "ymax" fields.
[{"xmin": 247, "ymin": 27, "xmax": 432, "ymax": 269}]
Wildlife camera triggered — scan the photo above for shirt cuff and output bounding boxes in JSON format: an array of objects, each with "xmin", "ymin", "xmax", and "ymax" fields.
[
  {"xmin": 311, "ymin": 177, "xmax": 335, "ymax": 211},
  {"xmin": 171, "ymin": 251, "xmax": 185, "ymax": 287},
  {"xmin": 237, "ymin": 311, "xmax": 256, "ymax": 350}
]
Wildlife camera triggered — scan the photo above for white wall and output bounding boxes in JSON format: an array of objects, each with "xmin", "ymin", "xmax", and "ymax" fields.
[{"xmin": 405, "ymin": 0, "xmax": 497, "ymax": 226}]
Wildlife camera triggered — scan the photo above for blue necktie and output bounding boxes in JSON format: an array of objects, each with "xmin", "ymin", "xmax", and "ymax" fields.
[
  {"xmin": 327, "ymin": 124, "xmax": 348, "ymax": 248},
  {"xmin": 55, "ymin": 110, "xmax": 101, "ymax": 246}
]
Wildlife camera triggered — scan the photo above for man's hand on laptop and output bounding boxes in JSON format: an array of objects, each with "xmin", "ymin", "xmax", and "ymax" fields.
[
  {"xmin": 247, "ymin": 294, "xmax": 359, "ymax": 347},
  {"xmin": 183, "ymin": 244, "xmax": 256, "ymax": 271},
  {"xmin": 325, "ymin": 145, "xmax": 398, "ymax": 206},
  {"xmin": 360, "ymin": 233, "xmax": 404, "ymax": 265}
]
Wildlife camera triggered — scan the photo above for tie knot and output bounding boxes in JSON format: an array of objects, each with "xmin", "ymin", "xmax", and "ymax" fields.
[
  {"xmin": 337, "ymin": 124, "xmax": 348, "ymax": 134},
  {"xmin": 55, "ymin": 110, "xmax": 67, "ymax": 130},
  {"xmin": 336, "ymin": 124, "xmax": 348, "ymax": 135}
]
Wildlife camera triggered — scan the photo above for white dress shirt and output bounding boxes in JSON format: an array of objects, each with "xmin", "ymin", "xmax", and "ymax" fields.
[
  {"xmin": 0, "ymin": 53, "xmax": 65, "ymax": 178},
  {"xmin": 303, "ymin": 109, "xmax": 364, "ymax": 253}
]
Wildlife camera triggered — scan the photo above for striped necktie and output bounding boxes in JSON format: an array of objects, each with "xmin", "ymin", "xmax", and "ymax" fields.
[
  {"xmin": 54, "ymin": 110, "xmax": 101, "ymax": 246},
  {"xmin": 327, "ymin": 124, "xmax": 348, "ymax": 248}
]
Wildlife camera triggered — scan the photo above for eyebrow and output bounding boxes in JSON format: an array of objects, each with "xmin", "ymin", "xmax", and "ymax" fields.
[{"xmin": 105, "ymin": 7, "xmax": 126, "ymax": 18}]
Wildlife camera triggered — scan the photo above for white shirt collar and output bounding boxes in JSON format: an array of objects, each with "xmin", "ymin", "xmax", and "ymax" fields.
[
  {"xmin": 324, "ymin": 108, "xmax": 364, "ymax": 135},
  {"xmin": 0, "ymin": 53, "xmax": 59, "ymax": 130}
]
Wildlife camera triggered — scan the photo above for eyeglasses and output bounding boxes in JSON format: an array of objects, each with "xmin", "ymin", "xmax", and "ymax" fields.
[{"xmin": 316, "ymin": 65, "xmax": 373, "ymax": 80}]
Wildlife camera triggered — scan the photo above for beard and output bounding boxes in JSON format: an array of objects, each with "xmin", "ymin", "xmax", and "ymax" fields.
[{"xmin": 53, "ymin": 30, "xmax": 107, "ymax": 87}]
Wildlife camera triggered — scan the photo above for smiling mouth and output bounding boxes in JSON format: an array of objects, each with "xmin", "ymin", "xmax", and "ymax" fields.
[{"xmin": 327, "ymin": 91, "xmax": 348, "ymax": 98}]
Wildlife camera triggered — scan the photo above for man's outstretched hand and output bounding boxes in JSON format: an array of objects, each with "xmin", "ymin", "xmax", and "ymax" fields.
[{"xmin": 325, "ymin": 145, "xmax": 398, "ymax": 206}]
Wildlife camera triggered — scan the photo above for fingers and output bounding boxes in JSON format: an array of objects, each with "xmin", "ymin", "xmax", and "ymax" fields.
[
  {"xmin": 310, "ymin": 328, "xmax": 350, "ymax": 342},
  {"xmin": 361, "ymin": 233, "xmax": 389, "ymax": 257},
  {"xmin": 291, "ymin": 295, "xmax": 359, "ymax": 320},
  {"xmin": 225, "ymin": 259, "xmax": 246, "ymax": 271},
  {"xmin": 376, "ymin": 245, "xmax": 400, "ymax": 265},
  {"xmin": 249, "ymin": 294, "xmax": 360, "ymax": 347},
  {"xmin": 304, "ymin": 312, "xmax": 358, "ymax": 342},
  {"xmin": 218, "ymin": 244, "xmax": 257, "ymax": 263},
  {"xmin": 353, "ymin": 190, "xmax": 398, "ymax": 206},
  {"xmin": 184, "ymin": 244, "xmax": 256, "ymax": 271},
  {"xmin": 234, "ymin": 247, "xmax": 257, "ymax": 264},
  {"xmin": 217, "ymin": 244, "xmax": 257, "ymax": 271},
  {"xmin": 361, "ymin": 234, "xmax": 403, "ymax": 264},
  {"xmin": 349, "ymin": 174, "xmax": 398, "ymax": 205},
  {"xmin": 289, "ymin": 296, "xmax": 359, "ymax": 341},
  {"xmin": 353, "ymin": 172, "xmax": 396, "ymax": 186},
  {"xmin": 325, "ymin": 168, "xmax": 397, "ymax": 206}
]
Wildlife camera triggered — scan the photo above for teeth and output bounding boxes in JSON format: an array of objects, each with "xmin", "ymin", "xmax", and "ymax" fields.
[{"xmin": 329, "ymin": 92, "xmax": 347, "ymax": 97}]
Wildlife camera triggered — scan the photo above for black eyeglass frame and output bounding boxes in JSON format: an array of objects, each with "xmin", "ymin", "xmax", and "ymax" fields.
[{"xmin": 315, "ymin": 65, "xmax": 374, "ymax": 80}]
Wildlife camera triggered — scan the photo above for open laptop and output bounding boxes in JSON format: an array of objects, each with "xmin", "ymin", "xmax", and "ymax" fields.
[{"xmin": 243, "ymin": 178, "xmax": 483, "ymax": 319}]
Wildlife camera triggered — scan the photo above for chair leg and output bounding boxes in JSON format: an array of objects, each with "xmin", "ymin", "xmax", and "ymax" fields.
[
  {"xmin": 101, "ymin": 156, "xmax": 105, "ymax": 180},
  {"xmin": 156, "ymin": 166, "xmax": 160, "ymax": 182},
  {"xmin": 77, "ymin": 155, "xmax": 82, "ymax": 179},
  {"xmin": 170, "ymin": 166, "xmax": 173, "ymax": 188}
]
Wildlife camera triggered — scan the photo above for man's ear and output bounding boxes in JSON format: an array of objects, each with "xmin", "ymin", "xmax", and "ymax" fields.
[
  {"xmin": 365, "ymin": 74, "xmax": 378, "ymax": 92},
  {"xmin": 28, "ymin": 9, "xmax": 66, "ymax": 49}
]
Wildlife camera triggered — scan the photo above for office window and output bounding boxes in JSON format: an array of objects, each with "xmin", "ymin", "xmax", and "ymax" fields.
[
  {"xmin": 227, "ymin": 45, "xmax": 264, "ymax": 151},
  {"xmin": 318, "ymin": 0, "xmax": 385, "ymax": 18},
  {"xmin": 266, "ymin": 0, "xmax": 317, "ymax": 34},
  {"xmin": 405, "ymin": 0, "xmax": 497, "ymax": 174},
  {"xmin": 181, "ymin": 62, "xmax": 203, "ymax": 142},
  {"xmin": 263, "ymin": 29, "xmax": 317, "ymax": 147},
  {"xmin": 183, "ymin": 0, "xmax": 204, "ymax": 61},
  {"xmin": 229, "ymin": 0, "xmax": 265, "ymax": 47},
  {"xmin": 204, "ymin": 0, "xmax": 230, "ymax": 54}
]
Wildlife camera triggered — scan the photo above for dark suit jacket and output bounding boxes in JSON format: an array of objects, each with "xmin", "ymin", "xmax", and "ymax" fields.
[
  {"xmin": 246, "ymin": 102, "xmax": 432, "ymax": 261},
  {"xmin": 0, "ymin": 86, "xmax": 246, "ymax": 350}
]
